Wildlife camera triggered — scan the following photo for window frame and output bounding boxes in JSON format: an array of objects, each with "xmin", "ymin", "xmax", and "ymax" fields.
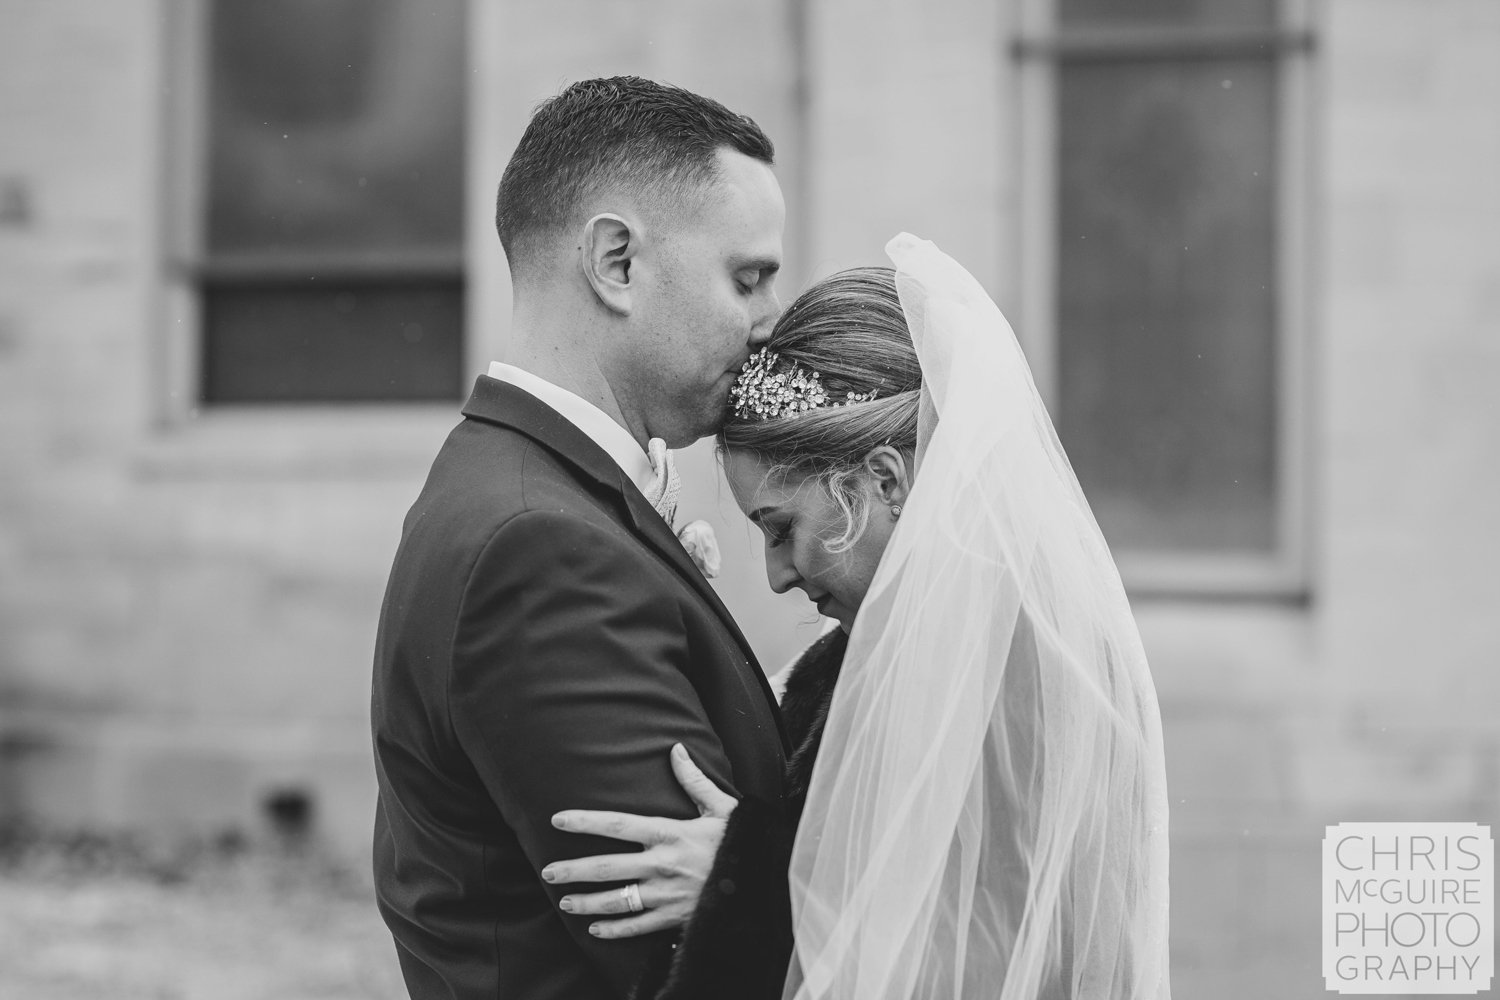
[
  {"xmin": 1013, "ymin": 0, "xmax": 1317, "ymax": 600},
  {"xmin": 149, "ymin": 0, "xmax": 498, "ymax": 475}
]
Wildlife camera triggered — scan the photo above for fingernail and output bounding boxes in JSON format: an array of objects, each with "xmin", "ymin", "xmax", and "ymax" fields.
[
  {"xmin": 541, "ymin": 866, "xmax": 557, "ymax": 882},
  {"xmin": 559, "ymin": 897, "xmax": 574, "ymax": 912},
  {"xmin": 588, "ymin": 923, "xmax": 601, "ymax": 936},
  {"xmin": 671, "ymin": 743, "xmax": 687, "ymax": 761},
  {"xmin": 552, "ymin": 813, "xmax": 568, "ymax": 829}
]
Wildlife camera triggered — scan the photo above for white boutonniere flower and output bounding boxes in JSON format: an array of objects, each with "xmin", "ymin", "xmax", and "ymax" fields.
[{"xmin": 676, "ymin": 519, "xmax": 721, "ymax": 579}]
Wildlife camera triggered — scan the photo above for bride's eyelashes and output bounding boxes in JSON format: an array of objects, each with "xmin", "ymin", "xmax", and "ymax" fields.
[{"xmin": 750, "ymin": 512, "xmax": 793, "ymax": 548}]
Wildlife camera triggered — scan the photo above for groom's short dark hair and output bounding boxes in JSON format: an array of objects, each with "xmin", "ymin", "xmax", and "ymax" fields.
[{"xmin": 495, "ymin": 76, "xmax": 774, "ymax": 271}]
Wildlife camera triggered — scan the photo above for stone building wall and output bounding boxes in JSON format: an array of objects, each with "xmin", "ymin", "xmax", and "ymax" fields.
[{"xmin": 1, "ymin": 2, "xmax": 1497, "ymax": 996}]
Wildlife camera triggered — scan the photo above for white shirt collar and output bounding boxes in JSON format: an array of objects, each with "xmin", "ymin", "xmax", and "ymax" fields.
[{"xmin": 487, "ymin": 362, "xmax": 655, "ymax": 495}]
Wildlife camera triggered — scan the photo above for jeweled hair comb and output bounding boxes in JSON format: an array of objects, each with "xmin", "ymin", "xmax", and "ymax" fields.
[{"xmin": 729, "ymin": 347, "xmax": 878, "ymax": 420}]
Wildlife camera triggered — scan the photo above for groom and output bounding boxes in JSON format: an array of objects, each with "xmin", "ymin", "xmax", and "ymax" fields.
[{"xmin": 371, "ymin": 77, "xmax": 790, "ymax": 999}]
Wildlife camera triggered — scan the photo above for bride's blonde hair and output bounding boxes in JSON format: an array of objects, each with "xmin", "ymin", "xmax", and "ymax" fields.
[{"xmin": 720, "ymin": 266, "xmax": 922, "ymax": 552}]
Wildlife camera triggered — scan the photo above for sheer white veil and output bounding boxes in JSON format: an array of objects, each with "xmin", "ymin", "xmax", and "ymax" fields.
[{"xmin": 783, "ymin": 234, "xmax": 1171, "ymax": 999}]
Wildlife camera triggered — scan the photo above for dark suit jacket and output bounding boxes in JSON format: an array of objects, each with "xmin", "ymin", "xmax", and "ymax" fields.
[
  {"xmin": 632, "ymin": 628, "xmax": 846, "ymax": 1000},
  {"xmin": 372, "ymin": 376, "xmax": 789, "ymax": 999}
]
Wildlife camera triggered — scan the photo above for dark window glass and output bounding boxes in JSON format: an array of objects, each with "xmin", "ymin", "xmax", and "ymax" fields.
[
  {"xmin": 1056, "ymin": 58, "xmax": 1278, "ymax": 553},
  {"xmin": 202, "ymin": 281, "xmax": 464, "ymax": 404},
  {"xmin": 201, "ymin": 0, "xmax": 466, "ymax": 404}
]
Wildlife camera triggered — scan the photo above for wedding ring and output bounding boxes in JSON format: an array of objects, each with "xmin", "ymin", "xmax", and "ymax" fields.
[{"xmin": 621, "ymin": 882, "xmax": 644, "ymax": 913}]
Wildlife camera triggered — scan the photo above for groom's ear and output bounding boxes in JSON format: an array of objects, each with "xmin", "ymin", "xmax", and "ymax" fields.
[
  {"xmin": 579, "ymin": 213, "xmax": 636, "ymax": 316},
  {"xmin": 863, "ymin": 446, "xmax": 911, "ymax": 506}
]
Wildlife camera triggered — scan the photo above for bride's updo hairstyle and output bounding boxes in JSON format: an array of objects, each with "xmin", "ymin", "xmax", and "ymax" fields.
[{"xmin": 720, "ymin": 266, "xmax": 922, "ymax": 552}]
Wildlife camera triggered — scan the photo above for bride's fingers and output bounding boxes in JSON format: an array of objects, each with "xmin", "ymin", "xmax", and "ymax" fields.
[
  {"xmin": 540, "ymin": 851, "xmax": 652, "ymax": 887},
  {"xmin": 589, "ymin": 907, "xmax": 683, "ymax": 940},
  {"xmin": 551, "ymin": 809, "xmax": 667, "ymax": 846},
  {"xmin": 558, "ymin": 882, "xmax": 663, "ymax": 917},
  {"xmin": 670, "ymin": 743, "xmax": 737, "ymax": 818}
]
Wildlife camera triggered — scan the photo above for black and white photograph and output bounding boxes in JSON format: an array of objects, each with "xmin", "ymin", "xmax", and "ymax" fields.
[{"xmin": 0, "ymin": 1, "xmax": 1496, "ymax": 998}]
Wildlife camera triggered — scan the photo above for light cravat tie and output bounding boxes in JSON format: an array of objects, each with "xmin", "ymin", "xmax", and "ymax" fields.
[
  {"xmin": 644, "ymin": 440, "xmax": 721, "ymax": 578},
  {"xmin": 643, "ymin": 437, "xmax": 680, "ymax": 526}
]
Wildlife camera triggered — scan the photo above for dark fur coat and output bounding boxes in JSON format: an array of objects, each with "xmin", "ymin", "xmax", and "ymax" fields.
[{"xmin": 631, "ymin": 628, "xmax": 847, "ymax": 1000}]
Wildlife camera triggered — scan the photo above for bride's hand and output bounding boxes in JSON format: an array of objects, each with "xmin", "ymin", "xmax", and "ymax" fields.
[{"xmin": 541, "ymin": 743, "xmax": 737, "ymax": 939}]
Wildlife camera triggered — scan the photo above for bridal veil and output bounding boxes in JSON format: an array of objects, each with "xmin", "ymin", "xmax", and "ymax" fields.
[{"xmin": 783, "ymin": 234, "xmax": 1171, "ymax": 999}]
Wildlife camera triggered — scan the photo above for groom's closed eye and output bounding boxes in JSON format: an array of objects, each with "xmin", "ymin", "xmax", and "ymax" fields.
[
  {"xmin": 737, "ymin": 270, "xmax": 769, "ymax": 295},
  {"xmin": 731, "ymin": 256, "xmax": 780, "ymax": 294}
]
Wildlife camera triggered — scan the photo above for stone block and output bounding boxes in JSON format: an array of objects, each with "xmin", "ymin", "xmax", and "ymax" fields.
[
  {"xmin": 1291, "ymin": 732, "xmax": 1489, "ymax": 817},
  {"xmin": 1168, "ymin": 710, "xmax": 1287, "ymax": 799},
  {"xmin": 1170, "ymin": 825, "xmax": 1327, "ymax": 996}
]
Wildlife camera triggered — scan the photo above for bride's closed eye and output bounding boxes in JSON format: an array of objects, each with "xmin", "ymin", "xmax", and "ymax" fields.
[
  {"xmin": 750, "ymin": 511, "xmax": 792, "ymax": 548},
  {"xmin": 761, "ymin": 519, "xmax": 792, "ymax": 548},
  {"xmin": 746, "ymin": 503, "xmax": 793, "ymax": 548}
]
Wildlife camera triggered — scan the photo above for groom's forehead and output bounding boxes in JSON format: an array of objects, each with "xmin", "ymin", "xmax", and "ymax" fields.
[
  {"xmin": 718, "ymin": 152, "xmax": 784, "ymax": 223},
  {"xmin": 684, "ymin": 179, "xmax": 792, "ymax": 265}
]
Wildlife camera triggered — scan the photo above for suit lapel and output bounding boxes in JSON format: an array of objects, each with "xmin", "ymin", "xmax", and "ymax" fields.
[
  {"xmin": 461, "ymin": 376, "xmax": 780, "ymax": 714},
  {"xmin": 615, "ymin": 481, "xmax": 766, "ymax": 670}
]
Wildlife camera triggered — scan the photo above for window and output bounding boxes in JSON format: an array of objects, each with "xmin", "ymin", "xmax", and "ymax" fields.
[
  {"xmin": 182, "ymin": 0, "xmax": 467, "ymax": 405},
  {"xmin": 1016, "ymin": 0, "xmax": 1314, "ymax": 596}
]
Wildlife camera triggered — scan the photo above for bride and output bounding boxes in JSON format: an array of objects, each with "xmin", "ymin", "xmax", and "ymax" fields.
[{"xmin": 542, "ymin": 234, "xmax": 1172, "ymax": 999}]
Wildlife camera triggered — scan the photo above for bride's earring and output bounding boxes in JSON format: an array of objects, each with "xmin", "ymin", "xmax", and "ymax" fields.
[{"xmin": 890, "ymin": 504, "xmax": 902, "ymax": 519}]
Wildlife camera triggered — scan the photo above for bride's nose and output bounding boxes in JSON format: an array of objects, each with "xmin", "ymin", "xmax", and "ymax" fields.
[{"xmin": 764, "ymin": 543, "xmax": 799, "ymax": 595}]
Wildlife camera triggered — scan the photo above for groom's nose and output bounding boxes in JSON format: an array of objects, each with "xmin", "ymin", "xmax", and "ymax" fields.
[
  {"xmin": 748, "ymin": 293, "xmax": 780, "ymax": 347},
  {"xmin": 748, "ymin": 315, "xmax": 773, "ymax": 349}
]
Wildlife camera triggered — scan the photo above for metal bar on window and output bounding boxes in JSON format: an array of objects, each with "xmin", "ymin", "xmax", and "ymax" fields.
[{"xmin": 1013, "ymin": 28, "xmax": 1315, "ymax": 62}]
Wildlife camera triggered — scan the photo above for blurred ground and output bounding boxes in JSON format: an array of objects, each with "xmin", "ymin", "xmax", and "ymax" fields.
[{"xmin": 0, "ymin": 830, "xmax": 406, "ymax": 1000}]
